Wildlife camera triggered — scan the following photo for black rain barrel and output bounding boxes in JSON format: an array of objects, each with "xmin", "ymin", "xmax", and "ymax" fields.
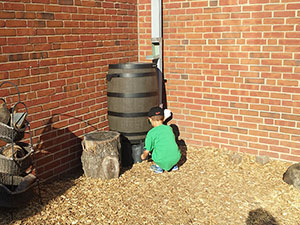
[{"xmin": 107, "ymin": 63, "xmax": 159, "ymax": 144}]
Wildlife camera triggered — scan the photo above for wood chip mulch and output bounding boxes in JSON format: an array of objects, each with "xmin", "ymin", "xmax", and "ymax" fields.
[{"xmin": 1, "ymin": 146, "xmax": 300, "ymax": 225}]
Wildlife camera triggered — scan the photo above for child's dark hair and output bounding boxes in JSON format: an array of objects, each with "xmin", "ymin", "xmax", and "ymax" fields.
[{"xmin": 150, "ymin": 115, "xmax": 164, "ymax": 121}]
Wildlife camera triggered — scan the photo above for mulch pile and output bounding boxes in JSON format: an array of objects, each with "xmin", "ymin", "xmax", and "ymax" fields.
[{"xmin": 1, "ymin": 146, "xmax": 300, "ymax": 225}]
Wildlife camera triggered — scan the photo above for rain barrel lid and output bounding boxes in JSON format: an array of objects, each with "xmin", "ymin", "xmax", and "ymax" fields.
[{"xmin": 109, "ymin": 63, "xmax": 157, "ymax": 69}]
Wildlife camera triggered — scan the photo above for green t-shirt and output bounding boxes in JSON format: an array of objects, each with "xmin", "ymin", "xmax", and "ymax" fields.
[{"xmin": 145, "ymin": 124, "xmax": 181, "ymax": 171}]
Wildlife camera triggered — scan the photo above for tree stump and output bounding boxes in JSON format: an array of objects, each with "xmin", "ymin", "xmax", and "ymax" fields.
[{"xmin": 81, "ymin": 131, "xmax": 121, "ymax": 180}]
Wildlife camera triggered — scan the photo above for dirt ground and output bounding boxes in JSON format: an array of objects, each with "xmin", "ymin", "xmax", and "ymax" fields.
[{"xmin": 0, "ymin": 146, "xmax": 300, "ymax": 225}]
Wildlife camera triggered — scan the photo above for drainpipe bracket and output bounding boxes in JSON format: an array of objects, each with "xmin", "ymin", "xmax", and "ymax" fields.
[{"xmin": 146, "ymin": 55, "xmax": 160, "ymax": 60}]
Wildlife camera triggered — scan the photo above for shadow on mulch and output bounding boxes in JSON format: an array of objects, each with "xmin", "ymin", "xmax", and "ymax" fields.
[
  {"xmin": 0, "ymin": 112, "xmax": 95, "ymax": 224},
  {"xmin": 0, "ymin": 169, "xmax": 83, "ymax": 224},
  {"xmin": 246, "ymin": 208, "xmax": 279, "ymax": 225}
]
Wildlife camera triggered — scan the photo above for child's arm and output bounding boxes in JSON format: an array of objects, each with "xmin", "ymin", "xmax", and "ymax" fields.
[{"xmin": 141, "ymin": 150, "xmax": 150, "ymax": 160}]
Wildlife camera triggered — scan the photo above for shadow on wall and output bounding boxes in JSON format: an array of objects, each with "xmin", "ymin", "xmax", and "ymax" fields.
[
  {"xmin": 35, "ymin": 115, "xmax": 87, "ymax": 180},
  {"xmin": 163, "ymin": 109, "xmax": 187, "ymax": 167},
  {"xmin": 246, "ymin": 208, "xmax": 279, "ymax": 225},
  {"xmin": 169, "ymin": 124, "xmax": 187, "ymax": 167}
]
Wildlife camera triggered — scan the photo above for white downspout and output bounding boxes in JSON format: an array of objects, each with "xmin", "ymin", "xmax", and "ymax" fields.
[
  {"xmin": 147, "ymin": 0, "xmax": 163, "ymax": 107},
  {"xmin": 151, "ymin": 0, "xmax": 163, "ymax": 73}
]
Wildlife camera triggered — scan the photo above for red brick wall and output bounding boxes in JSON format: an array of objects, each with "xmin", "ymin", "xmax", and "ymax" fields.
[
  {"xmin": 0, "ymin": 0, "xmax": 138, "ymax": 181},
  {"xmin": 139, "ymin": 0, "xmax": 300, "ymax": 161}
]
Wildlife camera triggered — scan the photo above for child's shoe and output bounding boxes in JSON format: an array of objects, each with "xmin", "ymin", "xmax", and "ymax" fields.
[
  {"xmin": 150, "ymin": 164, "xmax": 159, "ymax": 171},
  {"xmin": 169, "ymin": 165, "xmax": 179, "ymax": 172},
  {"xmin": 150, "ymin": 164, "xmax": 164, "ymax": 174}
]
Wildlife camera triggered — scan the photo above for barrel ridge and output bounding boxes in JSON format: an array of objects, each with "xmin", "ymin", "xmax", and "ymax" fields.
[
  {"xmin": 118, "ymin": 131, "xmax": 148, "ymax": 136},
  {"xmin": 107, "ymin": 91, "xmax": 158, "ymax": 98},
  {"xmin": 108, "ymin": 111, "xmax": 148, "ymax": 117},
  {"xmin": 109, "ymin": 63, "xmax": 156, "ymax": 69},
  {"xmin": 106, "ymin": 72, "xmax": 155, "ymax": 81}
]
